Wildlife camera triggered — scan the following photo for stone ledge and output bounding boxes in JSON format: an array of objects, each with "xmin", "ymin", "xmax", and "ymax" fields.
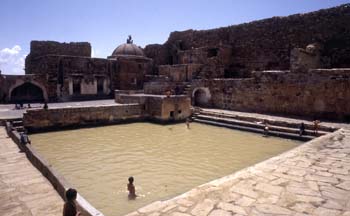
[{"xmin": 6, "ymin": 124, "xmax": 104, "ymax": 216}]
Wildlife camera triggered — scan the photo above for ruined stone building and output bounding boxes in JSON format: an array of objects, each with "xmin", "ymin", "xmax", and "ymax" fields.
[
  {"xmin": 0, "ymin": 37, "xmax": 151, "ymax": 102},
  {"xmin": 1, "ymin": 4, "xmax": 350, "ymax": 120}
]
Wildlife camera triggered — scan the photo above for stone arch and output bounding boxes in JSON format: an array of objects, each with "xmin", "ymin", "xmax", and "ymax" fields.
[
  {"xmin": 9, "ymin": 81, "xmax": 48, "ymax": 102},
  {"xmin": 192, "ymin": 87, "xmax": 211, "ymax": 107}
]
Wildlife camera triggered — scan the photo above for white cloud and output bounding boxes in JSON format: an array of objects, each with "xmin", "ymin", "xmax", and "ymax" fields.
[
  {"xmin": 91, "ymin": 47, "xmax": 103, "ymax": 58},
  {"xmin": 91, "ymin": 47, "xmax": 95, "ymax": 57},
  {"xmin": 0, "ymin": 45, "xmax": 26, "ymax": 75}
]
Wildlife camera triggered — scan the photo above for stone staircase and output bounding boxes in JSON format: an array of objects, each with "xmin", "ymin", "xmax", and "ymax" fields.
[
  {"xmin": 9, "ymin": 118, "xmax": 25, "ymax": 133},
  {"xmin": 192, "ymin": 109, "xmax": 335, "ymax": 141},
  {"xmin": 183, "ymin": 83, "xmax": 192, "ymax": 96}
]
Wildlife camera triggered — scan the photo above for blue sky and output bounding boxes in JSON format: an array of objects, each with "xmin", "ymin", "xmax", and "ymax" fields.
[{"xmin": 0, "ymin": 0, "xmax": 349, "ymax": 74}]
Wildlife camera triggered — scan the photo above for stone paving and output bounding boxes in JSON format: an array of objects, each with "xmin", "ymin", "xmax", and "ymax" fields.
[
  {"xmin": 125, "ymin": 129, "xmax": 350, "ymax": 216},
  {"xmin": 0, "ymin": 126, "xmax": 63, "ymax": 216},
  {"xmin": 0, "ymin": 99, "xmax": 116, "ymax": 120}
]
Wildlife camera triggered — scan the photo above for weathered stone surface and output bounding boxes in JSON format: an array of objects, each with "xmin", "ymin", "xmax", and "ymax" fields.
[
  {"xmin": 208, "ymin": 209, "xmax": 232, "ymax": 216},
  {"xmin": 321, "ymin": 186, "xmax": 349, "ymax": 201},
  {"xmin": 171, "ymin": 213, "xmax": 192, "ymax": 216},
  {"xmin": 147, "ymin": 4, "xmax": 350, "ymax": 75},
  {"xmin": 305, "ymin": 174, "xmax": 339, "ymax": 184},
  {"xmin": 313, "ymin": 207, "xmax": 341, "ymax": 216},
  {"xmin": 217, "ymin": 202, "xmax": 247, "ymax": 215},
  {"xmin": 256, "ymin": 194, "xmax": 279, "ymax": 205},
  {"xmin": 336, "ymin": 181, "xmax": 350, "ymax": 191},
  {"xmin": 161, "ymin": 204, "xmax": 177, "ymax": 213},
  {"xmin": 286, "ymin": 185, "xmax": 321, "ymax": 197},
  {"xmin": 290, "ymin": 202, "xmax": 316, "ymax": 214},
  {"xmin": 191, "ymin": 199, "xmax": 215, "ymax": 216},
  {"xmin": 342, "ymin": 211, "xmax": 350, "ymax": 216},
  {"xmin": 176, "ymin": 199, "xmax": 194, "ymax": 207},
  {"xmin": 322, "ymin": 200, "xmax": 344, "ymax": 210},
  {"xmin": 255, "ymin": 183, "xmax": 283, "ymax": 196},
  {"xmin": 255, "ymin": 204, "xmax": 292, "ymax": 215},
  {"xmin": 235, "ymin": 196, "xmax": 255, "ymax": 207},
  {"xmin": 0, "ymin": 127, "xmax": 63, "ymax": 216},
  {"xmin": 138, "ymin": 201, "xmax": 166, "ymax": 214},
  {"xmin": 330, "ymin": 169, "xmax": 349, "ymax": 175}
]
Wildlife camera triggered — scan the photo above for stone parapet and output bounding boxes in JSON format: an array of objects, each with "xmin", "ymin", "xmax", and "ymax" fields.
[
  {"xmin": 23, "ymin": 104, "xmax": 143, "ymax": 132},
  {"xmin": 5, "ymin": 125, "xmax": 104, "ymax": 216}
]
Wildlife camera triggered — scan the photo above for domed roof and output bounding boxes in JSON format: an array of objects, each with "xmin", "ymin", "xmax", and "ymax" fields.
[{"xmin": 111, "ymin": 36, "xmax": 144, "ymax": 57}]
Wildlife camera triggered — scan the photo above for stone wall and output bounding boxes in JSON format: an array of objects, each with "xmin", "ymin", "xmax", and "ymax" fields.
[
  {"xmin": 27, "ymin": 40, "xmax": 91, "ymax": 59},
  {"xmin": 23, "ymin": 104, "xmax": 143, "ymax": 131},
  {"xmin": 0, "ymin": 74, "xmax": 48, "ymax": 103},
  {"xmin": 195, "ymin": 69, "xmax": 350, "ymax": 120},
  {"xmin": 6, "ymin": 124, "xmax": 104, "ymax": 216},
  {"xmin": 115, "ymin": 92, "xmax": 191, "ymax": 122},
  {"xmin": 115, "ymin": 57, "xmax": 150, "ymax": 90},
  {"xmin": 25, "ymin": 54, "xmax": 117, "ymax": 101},
  {"xmin": 144, "ymin": 81, "xmax": 176, "ymax": 95},
  {"xmin": 145, "ymin": 4, "xmax": 350, "ymax": 77},
  {"xmin": 158, "ymin": 64, "xmax": 203, "ymax": 82},
  {"xmin": 148, "ymin": 96, "xmax": 190, "ymax": 122},
  {"xmin": 25, "ymin": 41, "xmax": 91, "ymax": 75},
  {"xmin": 144, "ymin": 44, "xmax": 169, "ymax": 73}
]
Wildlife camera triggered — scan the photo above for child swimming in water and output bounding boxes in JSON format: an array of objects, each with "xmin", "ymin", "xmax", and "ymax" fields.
[{"xmin": 127, "ymin": 176, "xmax": 136, "ymax": 200}]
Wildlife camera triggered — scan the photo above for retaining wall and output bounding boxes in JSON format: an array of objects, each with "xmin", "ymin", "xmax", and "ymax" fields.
[
  {"xmin": 6, "ymin": 123, "xmax": 104, "ymax": 216},
  {"xmin": 195, "ymin": 69, "xmax": 350, "ymax": 120},
  {"xmin": 23, "ymin": 104, "xmax": 143, "ymax": 132}
]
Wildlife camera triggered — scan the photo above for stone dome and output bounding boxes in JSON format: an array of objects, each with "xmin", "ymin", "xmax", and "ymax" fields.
[{"xmin": 111, "ymin": 36, "xmax": 144, "ymax": 57}]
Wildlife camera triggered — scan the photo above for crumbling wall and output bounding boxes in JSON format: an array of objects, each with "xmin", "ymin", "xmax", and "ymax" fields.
[
  {"xmin": 23, "ymin": 104, "xmax": 143, "ymax": 131},
  {"xmin": 147, "ymin": 4, "xmax": 350, "ymax": 77},
  {"xmin": 158, "ymin": 64, "xmax": 203, "ymax": 82},
  {"xmin": 144, "ymin": 44, "xmax": 170, "ymax": 72},
  {"xmin": 199, "ymin": 69, "xmax": 350, "ymax": 120},
  {"xmin": 25, "ymin": 41, "xmax": 92, "ymax": 74},
  {"xmin": 27, "ymin": 55, "xmax": 114, "ymax": 100},
  {"xmin": 0, "ymin": 75, "xmax": 48, "ymax": 103},
  {"xmin": 28, "ymin": 41, "xmax": 91, "ymax": 58}
]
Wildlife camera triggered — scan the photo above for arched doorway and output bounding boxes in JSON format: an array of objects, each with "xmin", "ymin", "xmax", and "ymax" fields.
[
  {"xmin": 193, "ymin": 87, "xmax": 211, "ymax": 107},
  {"xmin": 10, "ymin": 82, "xmax": 44, "ymax": 103}
]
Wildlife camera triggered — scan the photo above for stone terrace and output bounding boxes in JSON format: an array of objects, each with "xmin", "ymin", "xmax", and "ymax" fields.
[
  {"xmin": 0, "ymin": 126, "xmax": 63, "ymax": 216},
  {"xmin": 126, "ymin": 129, "xmax": 350, "ymax": 216},
  {"xmin": 200, "ymin": 108, "xmax": 350, "ymax": 130}
]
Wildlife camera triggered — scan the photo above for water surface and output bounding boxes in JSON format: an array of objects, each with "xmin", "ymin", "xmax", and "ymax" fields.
[{"xmin": 31, "ymin": 122, "xmax": 299, "ymax": 216}]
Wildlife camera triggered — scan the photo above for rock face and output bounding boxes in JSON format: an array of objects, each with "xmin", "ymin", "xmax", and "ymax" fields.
[{"xmin": 145, "ymin": 4, "xmax": 350, "ymax": 77}]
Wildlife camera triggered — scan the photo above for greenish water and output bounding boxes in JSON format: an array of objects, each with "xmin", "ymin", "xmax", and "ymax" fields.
[{"xmin": 30, "ymin": 122, "xmax": 299, "ymax": 216}]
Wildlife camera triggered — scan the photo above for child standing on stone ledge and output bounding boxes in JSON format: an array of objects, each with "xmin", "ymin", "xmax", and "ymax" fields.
[{"xmin": 63, "ymin": 188, "xmax": 81, "ymax": 216}]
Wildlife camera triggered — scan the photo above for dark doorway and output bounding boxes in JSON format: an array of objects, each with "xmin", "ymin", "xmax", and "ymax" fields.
[
  {"xmin": 97, "ymin": 78, "xmax": 104, "ymax": 94},
  {"xmin": 73, "ymin": 79, "xmax": 81, "ymax": 95},
  {"xmin": 207, "ymin": 48, "xmax": 218, "ymax": 58},
  {"xmin": 194, "ymin": 89, "xmax": 208, "ymax": 107},
  {"xmin": 11, "ymin": 82, "xmax": 44, "ymax": 103}
]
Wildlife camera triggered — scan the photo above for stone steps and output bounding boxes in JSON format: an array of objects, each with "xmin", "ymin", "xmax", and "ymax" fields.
[
  {"xmin": 192, "ymin": 110, "xmax": 332, "ymax": 140},
  {"xmin": 194, "ymin": 114, "xmax": 327, "ymax": 137},
  {"xmin": 12, "ymin": 120, "xmax": 23, "ymax": 127},
  {"xmin": 183, "ymin": 84, "xmax": 192, "ymax": 95},
  {"xmin": 193, "ymin": 118, "xmax": 314, "ymax": 141},
  {"xmin": 198, "ymin": 110, "xmax": 336, "ymax": 132},
  {"xmin": 8, "ymin": 119, "xmax": 25, "ymax": 133}
]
